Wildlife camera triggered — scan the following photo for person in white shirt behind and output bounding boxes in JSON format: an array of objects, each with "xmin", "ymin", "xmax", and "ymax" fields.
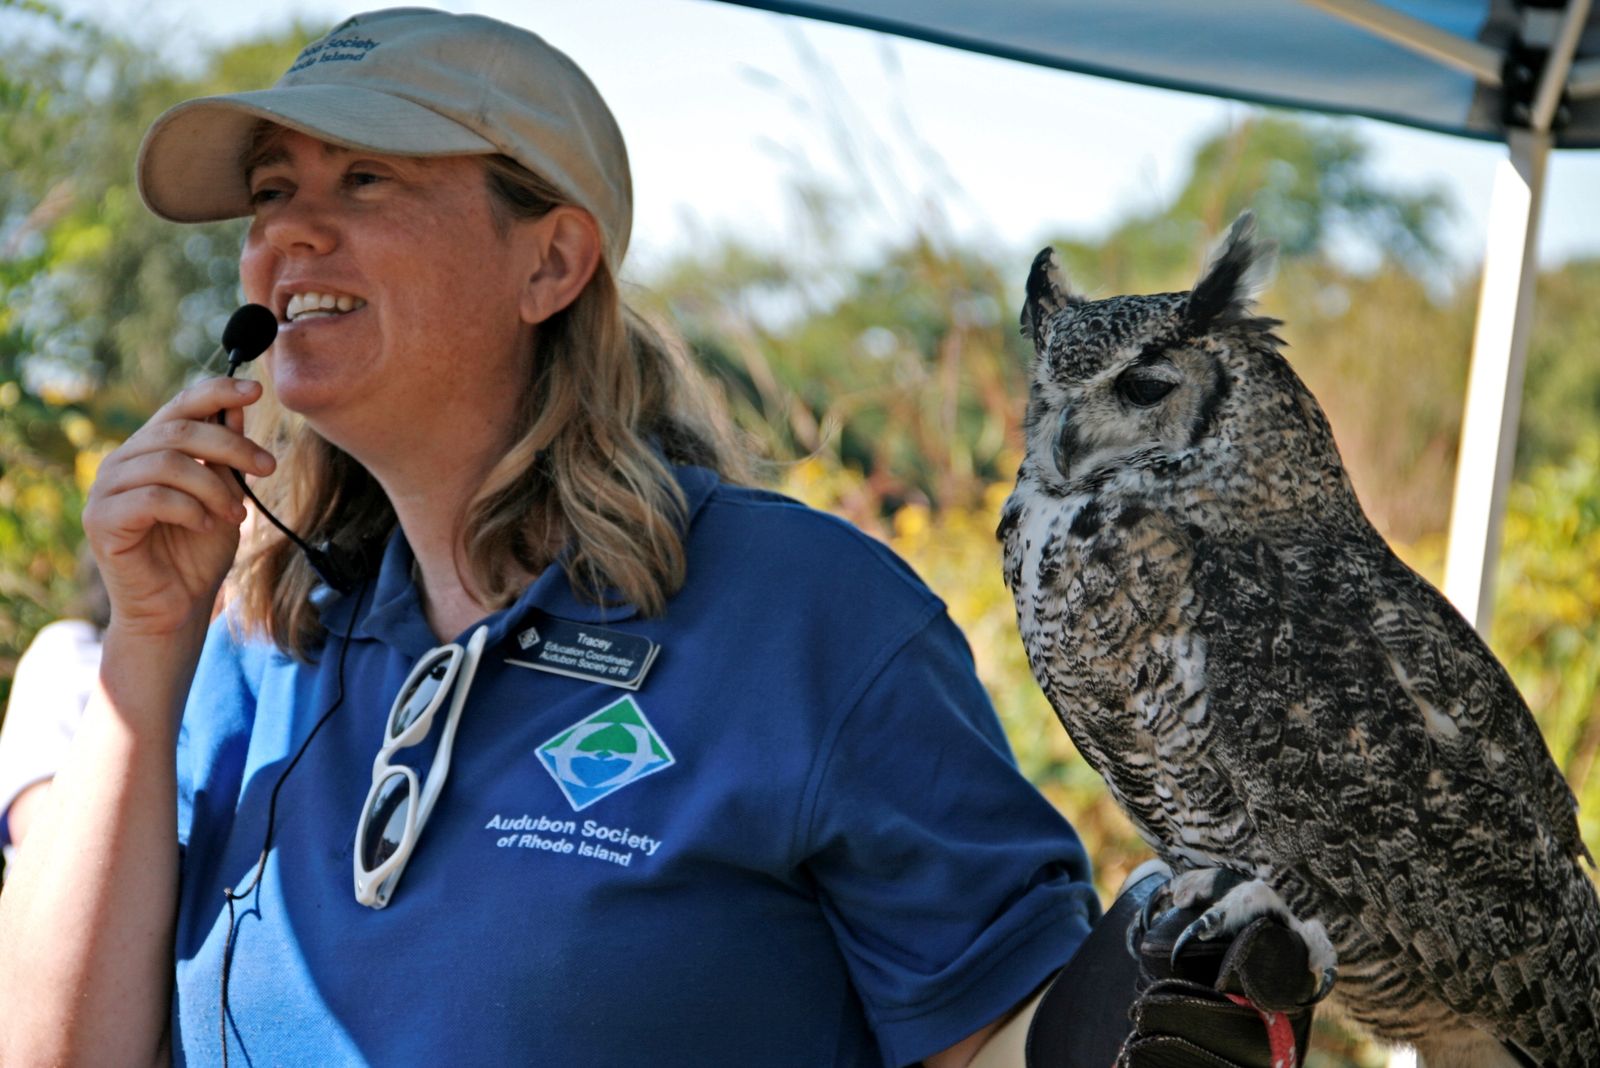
[{"xmin": 0, "ymin": 549, "xmax": 108, "ymax": 869}]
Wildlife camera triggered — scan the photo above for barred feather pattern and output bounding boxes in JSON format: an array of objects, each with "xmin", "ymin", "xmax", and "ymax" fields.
[{"xmin": 1000, "ymin": 218, "xmax": 1600, "ymax": 1066}]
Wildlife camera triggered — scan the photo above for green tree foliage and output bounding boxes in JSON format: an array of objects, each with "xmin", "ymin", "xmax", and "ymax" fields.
[
  {"xmin": 0, "ymin": 12, "xmax": 312, "ymax": 697},
  {"xmin": 1, "ymin": 0, "xmax": 93, "ymax": 687},
  {"xmin": 1493, "ymin": 436, "xmax": 1600, "ymax": 849},
  {"xmin": 5, "ymin": 21, "xmax": 314, "ymax": 411},
  {"xmin": 650, "ymin": 234, "xmax": 1027, "ymax": 514},
  {"xmin": 1051, "ymin": 115, "xmax": 1452, "ymax": 296},
  {"xmin": 1519, "ymin": 258, "xmax": 1600, "ymax": 470}
]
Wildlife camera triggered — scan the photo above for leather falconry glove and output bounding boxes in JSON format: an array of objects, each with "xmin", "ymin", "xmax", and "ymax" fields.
[{"xmin": 1016, "ymin": 865, "xmax": 1331, "ymax": 1068}]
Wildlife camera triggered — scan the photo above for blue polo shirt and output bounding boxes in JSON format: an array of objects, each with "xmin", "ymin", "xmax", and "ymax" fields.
[{"xmin": 171, "ymin": 465, "xmax": 1098, "ymax": 1066}]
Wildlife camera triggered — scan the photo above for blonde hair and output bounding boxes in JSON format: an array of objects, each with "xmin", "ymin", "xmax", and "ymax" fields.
[{"xmin": 234, "ymin": 153, "xmax": 748, "ymax": 658}]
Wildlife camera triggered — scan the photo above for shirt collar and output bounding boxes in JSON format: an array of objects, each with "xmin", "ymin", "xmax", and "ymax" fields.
[{"xmin": 315, "ymin": 462, "xmax": 719, "ymax": 655}]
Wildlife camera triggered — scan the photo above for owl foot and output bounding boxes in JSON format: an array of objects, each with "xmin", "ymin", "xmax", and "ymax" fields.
[{"xmin": 1168, "ymin": 868, "xmax": 1338, "ymax": 1000}]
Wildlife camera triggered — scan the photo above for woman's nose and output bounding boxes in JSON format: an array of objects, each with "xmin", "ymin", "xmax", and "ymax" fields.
[{"xmin": 261, "ymin": 192, "xmax": 339, "ymax": 256}]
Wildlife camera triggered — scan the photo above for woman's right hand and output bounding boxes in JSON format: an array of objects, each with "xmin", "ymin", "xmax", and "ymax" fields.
[{"xmin": 81, "ymin": 377, "xmax": 276, "ymax": 638}]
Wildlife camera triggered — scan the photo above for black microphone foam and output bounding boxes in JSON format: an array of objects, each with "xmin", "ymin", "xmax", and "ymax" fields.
[{"xmin": 222, "ymin": 304, "xmax": 279, "ymax": 366}]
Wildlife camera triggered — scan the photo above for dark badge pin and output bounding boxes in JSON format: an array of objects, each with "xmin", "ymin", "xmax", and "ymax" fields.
[{"xmin": 506, "ymin": 611, "xmax": 660, "ymax": 691}]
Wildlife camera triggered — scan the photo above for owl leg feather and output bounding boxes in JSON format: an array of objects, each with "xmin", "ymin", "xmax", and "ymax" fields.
[{"xmin": 1169, "ymin": 868, "xmax": 1338, "ymax": 999}]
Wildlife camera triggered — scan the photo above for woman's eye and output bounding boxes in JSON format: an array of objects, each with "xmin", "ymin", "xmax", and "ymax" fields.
[
  {"xmin": 248, "ymin": 186, "xmax": 286, "ymax": 207},
  {"xmin": 346, "ymin": 170, "xmax": 386, "ymax": 189},
  {"xmin": 1116, "ymin": 374, "xmax": 1178, "ymax": 407}
]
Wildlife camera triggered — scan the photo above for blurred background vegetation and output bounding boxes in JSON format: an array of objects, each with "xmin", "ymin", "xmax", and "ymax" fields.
[{"xmin": 3, "ymin": 5, "xmax": 1597, "ymax": 1063}]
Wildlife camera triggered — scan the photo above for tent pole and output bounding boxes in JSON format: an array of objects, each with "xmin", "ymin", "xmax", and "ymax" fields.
[
  {"xmin": 1302, "ymin": 0, "xmax": 1501, "ymax": 84},
  {"xmin": 1442, "ymin": 127, "xmax": 1550, "ymax": 635},
  {"xmin": 1531, "ymin": 0, "xmax": 1591, "ymax": 129}
]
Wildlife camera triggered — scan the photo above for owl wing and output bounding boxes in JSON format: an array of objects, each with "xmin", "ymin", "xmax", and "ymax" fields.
[
  {"xmin": 1182, "ymin": 520, "xmax": 1599, "ymax": 1047},
  {"xmin": 1187, "ymin": 524, "xmax": 1586, "ymax": 865},
  {"xmin": 1362, "ymin": 545, "xmax": 1588, "ymax": 866}
]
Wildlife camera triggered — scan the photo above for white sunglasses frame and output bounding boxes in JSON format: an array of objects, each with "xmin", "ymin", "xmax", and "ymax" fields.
[{"xmin": 353, "ymin": 624, "xmax": 489, "ymax": 909}]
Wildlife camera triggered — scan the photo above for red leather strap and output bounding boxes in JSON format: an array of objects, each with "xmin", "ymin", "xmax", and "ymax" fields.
[{"xmin": 1223, "ymin": 994, "xmax": 1298, "ymax": 1068}]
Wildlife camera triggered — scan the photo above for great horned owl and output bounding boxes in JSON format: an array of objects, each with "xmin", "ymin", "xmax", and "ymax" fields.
[{"xmin": 999, "ymin": 213, "xmax": 1600, "ymax": 1067}]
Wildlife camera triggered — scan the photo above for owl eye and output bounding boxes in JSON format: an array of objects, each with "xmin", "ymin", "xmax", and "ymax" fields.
[{"xmin": 1116, "ymin": 372, "xmax": 1178, "ymax": 407}]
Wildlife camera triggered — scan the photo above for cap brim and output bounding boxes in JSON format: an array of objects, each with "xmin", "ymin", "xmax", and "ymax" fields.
[{"xmin": 137, "ymin": 85, "xmax": 498, "ymax": 223}]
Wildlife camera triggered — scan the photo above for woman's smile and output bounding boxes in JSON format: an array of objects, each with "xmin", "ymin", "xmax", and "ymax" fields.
[{"xmin": 239, "ymin": 130, "xmax": 537, "ymax": 461}]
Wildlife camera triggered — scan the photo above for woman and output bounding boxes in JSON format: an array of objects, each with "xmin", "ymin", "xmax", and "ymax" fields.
[{"xmin": 0, "ymin": 10, "xmax": 1098, "ymax": 1066}]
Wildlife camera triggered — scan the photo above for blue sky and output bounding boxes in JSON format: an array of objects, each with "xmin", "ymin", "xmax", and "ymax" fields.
[{"xmin": 27, "ymin": 0, "xmax": 1600, "ymax": 278}]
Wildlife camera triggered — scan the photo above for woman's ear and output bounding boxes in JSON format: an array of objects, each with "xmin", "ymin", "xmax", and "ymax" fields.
[{"xmin": 517, "ymin": 206, "xmax": 603, "ymax": 325}]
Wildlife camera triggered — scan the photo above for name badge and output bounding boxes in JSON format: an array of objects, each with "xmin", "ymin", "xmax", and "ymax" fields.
[{"xmin": 506, "ymin": 612, "xmax": 660, "ymax": 691}]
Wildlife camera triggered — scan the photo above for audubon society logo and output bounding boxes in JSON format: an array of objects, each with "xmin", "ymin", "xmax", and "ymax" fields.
[{"xmin": 537, "ymin": 696, "xmax": 674, "ymax": 811}]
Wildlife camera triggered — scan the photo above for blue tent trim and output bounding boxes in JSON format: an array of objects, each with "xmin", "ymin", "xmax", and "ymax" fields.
[{"xmin": 716, "ymin": 1, "xmax": 1600, "ymax": 148}]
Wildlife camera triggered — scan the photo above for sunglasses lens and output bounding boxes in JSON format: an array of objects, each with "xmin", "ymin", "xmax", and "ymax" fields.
[
  {"xmin": 391, "ymin": 654, "xmax": 453, "ymax": 736},
  {"xmin": 359, "ymin": 770, "xmax": 413, "ymax": 873}
]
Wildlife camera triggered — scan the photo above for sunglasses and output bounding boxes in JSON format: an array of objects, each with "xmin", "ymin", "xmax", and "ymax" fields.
[{"xmin": 353, "ymin": 625, "xmax": 489, "ymax": 909}]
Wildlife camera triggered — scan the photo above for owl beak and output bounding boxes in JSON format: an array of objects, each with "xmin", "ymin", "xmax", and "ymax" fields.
[{"xmin": 1053, "ymin": 409, "xmax": 1076, "ymax": 481}]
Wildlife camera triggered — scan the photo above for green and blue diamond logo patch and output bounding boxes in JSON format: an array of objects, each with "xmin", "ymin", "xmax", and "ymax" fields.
[{"xmin": 536, "ymin": 697, "xmax": 674, "ymax": 811}]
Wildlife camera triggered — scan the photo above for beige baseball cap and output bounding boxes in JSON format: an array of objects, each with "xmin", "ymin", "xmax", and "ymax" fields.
[{"xmin": 136, "ymin": 7, "xmax": 633, "ymax": 267}]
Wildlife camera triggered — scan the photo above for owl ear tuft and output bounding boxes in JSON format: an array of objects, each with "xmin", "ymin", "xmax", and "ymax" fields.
[
  {"xmin": 1020, "ymin": 247, "xmax": 1081, "ymax": 347},
  {"xmin": 1185, "ymin": 212, "xmax": 1277, "ymax": 329}
]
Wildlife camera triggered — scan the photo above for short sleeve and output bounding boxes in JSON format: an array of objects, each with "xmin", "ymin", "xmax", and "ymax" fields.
[
  {"xmin": 799, "ymin": 610, "xmax": 1099, "ymax": 1067},
  {"xmin": 175, "ymin": 614, "xmax": 262, "ymax": 852},
  {"xmin": 0, "ymin": 620, "xmax": 102, "ymax": 862}
]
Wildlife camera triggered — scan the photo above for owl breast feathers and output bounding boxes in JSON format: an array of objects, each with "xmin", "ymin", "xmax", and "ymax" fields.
[{"xmin": 999, "ymin": 213, "xmax": 1600, "ymax": 1066}]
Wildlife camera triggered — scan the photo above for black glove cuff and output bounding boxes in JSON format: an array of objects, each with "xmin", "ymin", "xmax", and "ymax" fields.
[
  {"xmin": 1120, "ymin": 1034, "xmax": 1259, "ymax": 1068},
  {"xmin": 1025, "ymin": 869, "xmax": 1167, "ymax": 1068},
  {"xmin": 1130, "ymin": 980, "xmax": 1278, "ymax": 1067}
]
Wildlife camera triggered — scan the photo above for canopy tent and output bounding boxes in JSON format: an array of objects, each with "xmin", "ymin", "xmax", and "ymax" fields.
[{"xmin": 714, "ymin": 0, "xmax": 1600, "ymax": 636}]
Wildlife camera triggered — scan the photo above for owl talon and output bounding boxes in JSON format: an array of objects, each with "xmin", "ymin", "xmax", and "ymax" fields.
[
  {"xmin": 1163, "ymin": 871, "xmax": 1340, "ymax": 999},
  {"xmin": 1130, "ymin": 890, "xmax": 1166, "ymax": 959},
  {"xmin": 1140, "ymin": 882, "xmax": 1169, "ymax": 929},
  {"xmin": 1314, "ymin": 965, "xmax": 1337, "ymax": 1002},
  {"xmin": 1123, "ymin": 861, "xmax": 1177, "ymax": 959},
  {"xmin": 1169, "ymin": 923, "xmax": 1197, "ymax": 965},
  {"xmin": 1170, "ymin": 909, "xmax": 1223, "ymax": 965}
]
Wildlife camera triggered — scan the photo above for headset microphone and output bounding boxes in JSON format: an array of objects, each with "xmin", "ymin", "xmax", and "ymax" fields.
[{"xmin": 217, "ymin": 304, "xmax": 367, "ymax": 594}]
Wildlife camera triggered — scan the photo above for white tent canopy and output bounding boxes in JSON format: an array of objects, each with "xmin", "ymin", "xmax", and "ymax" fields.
[{"xmin": 715, "ymin": 0, "xmax": 1600, "ymax": 634}]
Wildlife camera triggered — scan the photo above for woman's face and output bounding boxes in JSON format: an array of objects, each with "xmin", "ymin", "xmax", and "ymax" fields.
[{"xmin": 239, "ymin": 128, "xmax": 536, "ymax": 465}]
